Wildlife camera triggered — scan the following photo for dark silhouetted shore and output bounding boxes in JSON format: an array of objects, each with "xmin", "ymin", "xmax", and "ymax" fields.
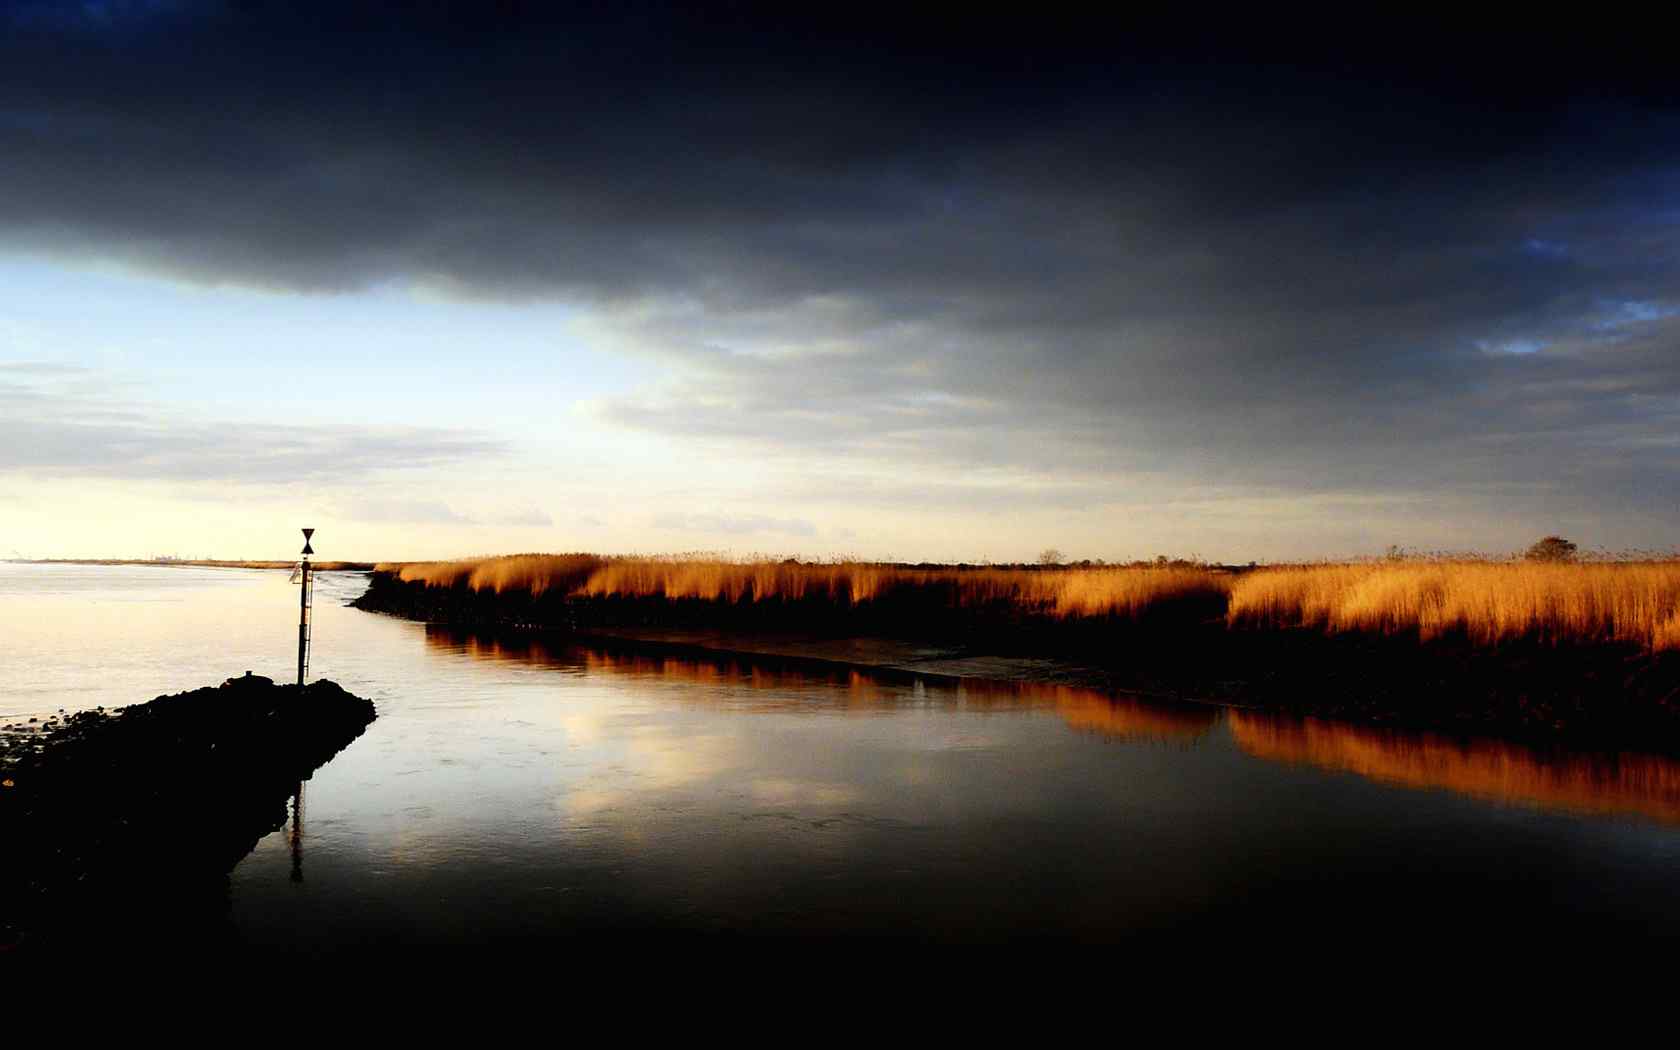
[{"xmin": 0, "ymin": 675, "xmax": 376, "ymax": 950}]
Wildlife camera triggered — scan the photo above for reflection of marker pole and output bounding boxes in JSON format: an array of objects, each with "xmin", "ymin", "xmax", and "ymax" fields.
[
  {"xmin": 290, "ymin": 781, "xmax": 305, "ymax": 883},
  {"xmin": 296, "ymin": 528, "xmax": 314, "ymax": 687}
]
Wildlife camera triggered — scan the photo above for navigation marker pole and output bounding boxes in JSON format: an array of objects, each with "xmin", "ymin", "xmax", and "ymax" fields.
[{"xmin": 295, "ymin": 528, "xmax": 315, "ymax": 686}]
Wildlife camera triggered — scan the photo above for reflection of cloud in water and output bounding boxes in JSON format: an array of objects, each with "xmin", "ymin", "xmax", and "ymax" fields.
[
  {"xmin": 747, "ymin": 777, "xmax": 859, "ymax": 808},
  {"xmin": 580, "ymin": 649, "xmax": 907, "ymax": 710},
  {"xmin": 561, "ymin": 730, "xmax": 742, "ymax": 819},
  {"xmin": 951, "ymin": 681, "xmax": 1218, "ymax": 744},
  {"xmin": 1229, "ymin": 711, "xmax": 1680, "ymax": 825}
]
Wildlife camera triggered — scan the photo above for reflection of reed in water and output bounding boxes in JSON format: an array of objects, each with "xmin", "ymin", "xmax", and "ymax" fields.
[
  {"xmin": 426, "ymin": 627, "xmax": 906, "ymax": 706},
  {"xmin": 952, "ymin": 681, "xmax": 1217, "ymax": 743},
  {"xmin": 1228, "ymin": 711, "xmax": 1680, "ymax": 824},
  {"xmin": 585, "ymin": 651, "xmax": 1218, "ymax": 741},
  {"xmin": 581, "ymin": 650, "xmax": 896, "ymax": 705},
  {"xmin": 424, "ymin": 625, "xmax": 1215, "ymax": 742},
  {"xmin": 428, "ymin": 626, "xmax": 1680, "ymax": 819},
  {"xmin": 1051, "ymin": 691, "xmax": 1217, "ymax": 743},
  {"xmin": 430, "ymin": 630, "xmax": 568, "ymax": 667}
]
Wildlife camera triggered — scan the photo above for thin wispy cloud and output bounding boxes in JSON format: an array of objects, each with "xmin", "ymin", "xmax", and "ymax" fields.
[
  {"xmin": 494, "ymin": 508, "xmax": 554, "ymax": 528},
  {"xmin": 653, "ymin": 513, "xmax": 819, "ymax": 538},
  {"xmin": 0, "ymin": 368, "xmax": 506, "ymax": 484}
]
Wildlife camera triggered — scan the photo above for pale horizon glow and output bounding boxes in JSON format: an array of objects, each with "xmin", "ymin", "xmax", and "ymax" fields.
[{"xmin": 2, "ymin": 253, "xmax": 1673, "ymax": 566}]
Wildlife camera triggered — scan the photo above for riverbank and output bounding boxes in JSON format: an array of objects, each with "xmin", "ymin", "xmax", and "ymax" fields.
[
  {"xmin": 1, "ymin": 674, "xmax": 376, "ymax": 948},
  {"xmin": 355, "ymin": 564, "xmax": 1680, "ymax": 747}
]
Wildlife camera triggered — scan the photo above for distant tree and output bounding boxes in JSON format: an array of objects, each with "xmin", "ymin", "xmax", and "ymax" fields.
[
  {"xmin": 1037, "ymin": 548, "xmax": 1065, "ymax": 566},
  {"xmin": 1524, "ymin": 536, "xmax": 1579, "ymax": 562}
]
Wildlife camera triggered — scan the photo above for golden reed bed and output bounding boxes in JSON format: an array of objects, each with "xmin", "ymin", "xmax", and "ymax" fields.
[
  {"xmin": 379, "ymin": 554, "xmax": 1225, "ymax": 620},
  {"xmin": 1228, "ymin": 560, "xmax": 1680, "ymax": 650},
  {"xmin": 378, "ymin": 554, "xmax": 1680, "ymax": 651}
]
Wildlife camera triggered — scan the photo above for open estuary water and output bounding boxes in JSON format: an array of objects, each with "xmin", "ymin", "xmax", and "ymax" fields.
[{"xmin": 4, "ymin": 562, "xmax": 1679, "ymax": 952}]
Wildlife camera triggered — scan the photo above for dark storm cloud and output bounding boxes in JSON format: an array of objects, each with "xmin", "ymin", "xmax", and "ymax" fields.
[{"xmin": 3, "ymin": 4, "xmax": 1678, "ymax": 540}]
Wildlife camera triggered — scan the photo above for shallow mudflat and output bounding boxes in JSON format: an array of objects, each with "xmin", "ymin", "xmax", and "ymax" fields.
[{"xmin": 1, "ymin": 674, "xmax": 375, "ymax": 947}]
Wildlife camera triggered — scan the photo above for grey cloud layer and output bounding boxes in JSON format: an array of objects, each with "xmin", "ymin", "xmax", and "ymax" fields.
[
  {"xmin": 3, "ymin": 8, "xmax": 1678, "ymax": 542},
  {"xmin": 0, "ymin": 369, "xmax": 505, "ymax": 483}
]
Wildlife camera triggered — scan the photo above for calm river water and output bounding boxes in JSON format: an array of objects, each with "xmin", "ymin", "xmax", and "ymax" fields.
[{"xmin": 5, "ymin": 562, "xmax": 1679, "ymax": 949}]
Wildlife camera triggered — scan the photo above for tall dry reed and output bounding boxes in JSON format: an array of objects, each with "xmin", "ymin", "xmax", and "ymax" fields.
[
  {"xmin": 378, "ymin": 553, "xmax": 605, "ymax": 595},
  {"xmin": 381, "ymin": 554, "xmax": 1229, "ymax": 621},
  {"xmin": 381, "ymin": 553, "xmax": 1680, "ymax": 650},
  {"xmin": 1228, "ymin": 560, "xmax": 1680, "ymax": 650}
]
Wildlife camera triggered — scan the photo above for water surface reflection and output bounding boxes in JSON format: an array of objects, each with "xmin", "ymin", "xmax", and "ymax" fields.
[
  {"xmin": 429, "ymin": 626, "xmax": 1223, "ymax": 743},
  {"xmin": 1230, "ymin": 711, "xmax": 1680, "ymax": 825},
  {"xmin": 429, "ymin": 625, "xmax": 1680, "ymax": 827}
]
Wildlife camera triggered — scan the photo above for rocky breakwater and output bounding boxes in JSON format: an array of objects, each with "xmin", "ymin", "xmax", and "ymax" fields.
[{"xmin": 0, "ymin": 673, "xmax": 376, "ymax": 948}]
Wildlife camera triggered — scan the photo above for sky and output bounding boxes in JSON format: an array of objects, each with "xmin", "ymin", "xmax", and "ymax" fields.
[{"xmin": 2, "ymin": 3, "xmax": 1678, "ymax": 563}]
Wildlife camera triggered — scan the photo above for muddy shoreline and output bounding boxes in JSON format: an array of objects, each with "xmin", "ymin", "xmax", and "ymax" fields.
[
  {"xmin": 354, "ymin": 569, "xmax": 1680, "ymax": 751},
  {"xmin": 1, "ymin": 675, "xmax": 376, "ymax": 948}
]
